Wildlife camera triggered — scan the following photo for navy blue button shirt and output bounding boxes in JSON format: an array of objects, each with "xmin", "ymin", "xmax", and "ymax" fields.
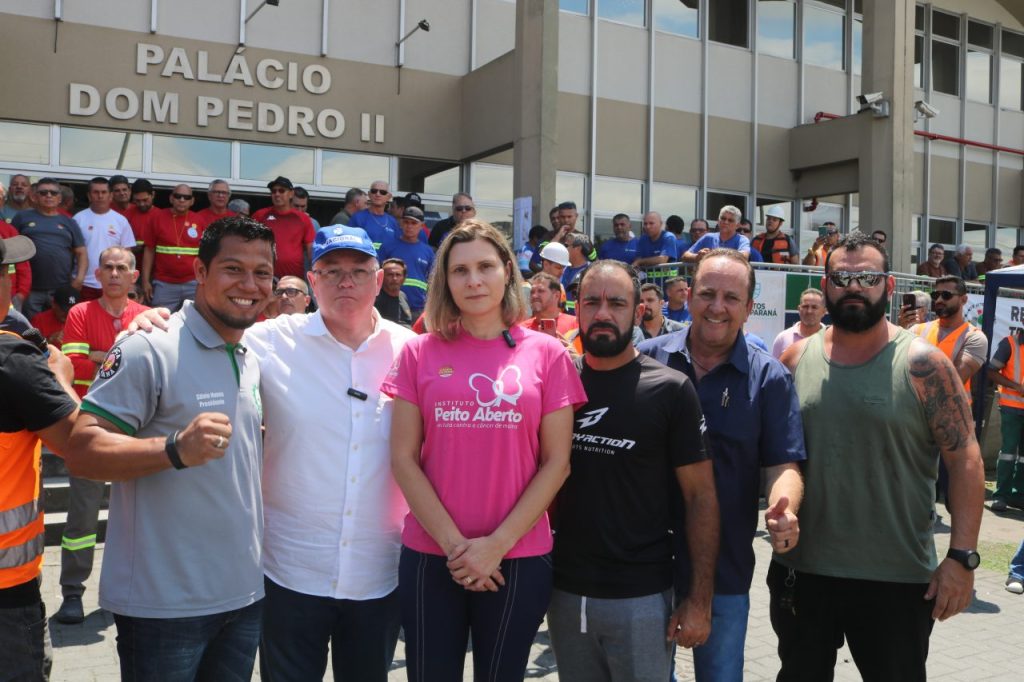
[{"xmin": 638, "ymin": 327, "xmax": 807, "ymax": 595}]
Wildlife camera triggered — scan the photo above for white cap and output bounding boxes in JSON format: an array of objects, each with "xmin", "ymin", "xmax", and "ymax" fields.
[
  {"xmin": 765, "ymin": 205, "xmax": 786, "ymax": 221},
  {"xmin": 539, "ymin": 241, "xmax": 570, "ymax": 267}
]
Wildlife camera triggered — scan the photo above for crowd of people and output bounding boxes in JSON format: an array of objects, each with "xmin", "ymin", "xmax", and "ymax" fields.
[{"xmin": 0, "ymin": 167, "xmax": 1018, "ymax": 682}]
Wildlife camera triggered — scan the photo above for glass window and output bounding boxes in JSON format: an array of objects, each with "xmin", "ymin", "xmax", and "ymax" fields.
[
  {"xmin": 966, "ymin": 50, "xmax": 991, "ymax": 103},
  {"xmin": 799, "ymin": 201, "xmax": 843, "ymax": 255},
  {"xmin": 0, "ymin": 121, "xmax": 49, "ymax": 165},
  {"xmin": 963, "ymin": 222, "xmax": 988, "ymax": 251},
  {"xmin": 914, "ymin": 35, "xmax": 924, "ymax": 88},
  {"xmin": 653, "ymin": 0, "xmax": 699, "ymax": 38},
  {"xmin": 709, "ymin": 0, "xmax": 749, "ymax": 48},
  {"xmin": 968, "ymin": 21, "xmax": 993, "ymax": 49},
  {"xmin": 816, "ymin": 0, "xmax": 844, "ymax": 8},
  {"xmin": 756, "ymin": 198, "xmax": 792, "ymax": 230},
  {"xmin": 707, "ymin": 191, "xmax": 748, "ymax": 222},
  {"xmin": 239, "ymin": 143, "xmax": 314, "ymax": 185},
  {"xmin": 915, "ymin": 5, "xmax": 924, "ymax": 32},
  {"xmin": 471, "ymin": 163, "xmax": 513, "ymax": 204},
  {"xmin": 598, "ymin": 0, "xmax": 646, "ymax": 27},
  {"xmin": 1001, "ymin": 58, "xmax": 1023, "ymax": 110},
  {"xmin": 928, "ymin": 218, "xmax": 956, "ymax": 245},
  {"xmin": 152, "ymin": 135, "xmax": 230, "ymax": 177},
  {"xmin": 804, "ymin": 5, "xmax": 845, "ymax": 71},
  {"xmin": 592, "ymin": 177, "xmax": 643, "ymax": 216},
  {"xmin": 758, "ymin": 1, "xmax": 795, "ymax": 60},
  {"xmin": 931, "ymin": 11, "xmax": 959, "ymax": 41},
  {"xmin": 931, "ymin": 40, "xmax": 959, "ymax": 96},
  {"xmin": 852, "ymin": 16, "xmax": 863, "ymax": 76},
  {"xmin": 322, "ymin": 151, "xmax": 390, "ymax": 189},
  {"xmin": 560, "ymin": 0, "xmax": 590, "ymax": 14},
  {"xmin": 473, "ymin": 205, "xmax": 513, "ymax": 241},
  {"xmin": 59, "ymin": 127, "xmax": 141, "ymax": 171},
  {"xmin": 1004, "ymin": 29, "xmax": 1024, "ymax": 59},
  {"xmin": 912, "ymin": 215, "xmax": 921, "ymax": 243},
  {"xmin": 422, "ymin": 166, "xmax": 460, "ymax": 197},
  {"xmin": 556, "ymin": 172, "xmax": 586, "ymax": 210},
  {"xmin": 997, "ymin": 226, "xmax": 1019, "ymax": 257},
  {"xmin": 650, "ymin": 183, "xmax": 697, "ymax": 221}
]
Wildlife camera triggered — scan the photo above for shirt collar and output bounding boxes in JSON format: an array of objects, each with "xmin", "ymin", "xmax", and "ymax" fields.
[
  {"xmin": 302, "ymin": 307, "xmax": 389, "ymax": 349},
  {"xmin": 181, "ymin": 300, "xmax": 244, "ymax": 351},
  {"xmin": 662, "ymin": 325, "xmax": 751, "ymax": 375}
]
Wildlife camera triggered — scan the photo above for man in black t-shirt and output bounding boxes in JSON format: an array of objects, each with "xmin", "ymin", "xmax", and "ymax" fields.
[
  {"xmin": 374, "ymin": 258, "xmax": 413, "ymax": 327},
  {"xmin": 549, "ymin": 260, "xmax": 719, "ymax": 682}
]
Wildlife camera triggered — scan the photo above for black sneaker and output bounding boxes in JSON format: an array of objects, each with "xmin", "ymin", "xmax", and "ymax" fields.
[{"xmin": 55, "ymin": 595, "xmax": 85, "ymax": 624}]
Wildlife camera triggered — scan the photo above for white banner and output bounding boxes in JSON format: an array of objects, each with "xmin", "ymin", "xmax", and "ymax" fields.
[{"xmin": 745, "ymin": 270, "xmax": 788, "ymax": 345}]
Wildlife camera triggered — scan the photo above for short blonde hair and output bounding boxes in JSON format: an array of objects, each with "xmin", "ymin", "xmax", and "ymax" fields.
[{"xmin": 425, "ymin": 220, "xmax": 526, "ymax": 340}]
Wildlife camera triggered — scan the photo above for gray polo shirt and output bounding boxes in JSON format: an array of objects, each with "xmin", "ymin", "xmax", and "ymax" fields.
[{"xmin": 81, "ymin": 301, "xmax": 264, "ymax": 618}]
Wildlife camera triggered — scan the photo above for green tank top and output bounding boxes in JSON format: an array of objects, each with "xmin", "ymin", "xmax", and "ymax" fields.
[{"xmin": 779, "ymin": 329, "xmax": 938, "ymax": 583}]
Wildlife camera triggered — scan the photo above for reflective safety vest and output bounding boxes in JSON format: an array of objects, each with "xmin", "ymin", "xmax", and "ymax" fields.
[
  {"xmin": 911, "ymin": 320, "xmax": 976, "ymax": 403},
  {"xmin": 751, "ymin": 233, "xmax": 795, "ymax": 264},
  {"xmin": 0, "ymin": 336, "xmax": 45, "ymax": 589},
  {"xmin": 998, "ymin": 334, "xmax": 1024, "ymax": 410}
]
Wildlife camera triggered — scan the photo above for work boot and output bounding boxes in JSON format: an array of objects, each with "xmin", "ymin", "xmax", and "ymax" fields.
[
  {"xmin": 994, "ymin": 452, "xmax": 1017, "ymax": 503},
  {"xmin": 55, "ymin": 595, "xmax": 85, "ymax": 624}
]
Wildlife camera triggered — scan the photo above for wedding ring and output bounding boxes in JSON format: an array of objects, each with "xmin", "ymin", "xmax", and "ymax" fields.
[
  {"xmin": 216, "ymin": 435, "xmax": 226, "ymax": 449},
  {"xmin": 464, "ymin": 577, "xmax": 473, "ymax": 585}
]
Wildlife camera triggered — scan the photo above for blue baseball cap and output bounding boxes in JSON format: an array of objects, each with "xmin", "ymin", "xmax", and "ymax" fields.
[{"xmin": 312, "ymin": 225, "xmax": 377, "ymax": 263}]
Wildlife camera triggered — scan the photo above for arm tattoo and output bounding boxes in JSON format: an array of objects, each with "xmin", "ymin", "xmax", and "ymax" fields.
[{"xmin": 909, "ymin": 345, "xmax": 976, "ymax": 453}]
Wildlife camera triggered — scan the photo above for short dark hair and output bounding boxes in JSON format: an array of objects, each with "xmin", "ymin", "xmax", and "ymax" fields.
[
  {"xmin": 108, "ymin": 174, "xmax": 130, "ymax": 188},
  {"xmin": 985, "ymin": 247, "xmax": 1003, "ymax": 258},
  {"xmin": 664, "ymin": 276, "xmax": 688, "ymax": 291},
  {"xmin": 381, "ymin": 257, "xmax": 407, "ymax": 273},
  {"xmin": 549, "ymin": 206, "xmax": 559, "ymax": 218},
  {"xmin": 1014, "ymin": 244, "xmax": 1024, "ymax": 257},
  {"xmin": 824, "ymin": 232, "xmax": 890, "ymax": 273},
  {"xmin": 530, "ymin": 271, "xmax": 561, "ymax": 294},
  {"xmin": 640, "ymin": 282, "xmax": 664, "ymax": 300},
  {"xmin": 612, "ymin": 213, "xmax": 630, "ymax": 223},
  {"xmin": 690, "ymin": 218, "xmax": 709, "ymax": 230},
  {"xmin": 558, "ymin": 201, "xmax": 578, "ymax": 211},
  {"xmin": 934, "ymin": 275, "xmax": 967, "ymax": 295},
  {"xmin": 871, "ymin": 229, "xmax": 887, "ymax": 240},
  {"xmin": 665, "ymin": 215, "xmax": 685, "ymax": 235},
  {"xmin": 198, "ymin": 216, "xmax": 276, "ymax": 267},
  {"xmin": 528, "ymin": 225, "xmax": 548, "ymax": 241},
  {"xmin": 739, "ymin": 218, "xmax": 753, "ymax": 228},
  {"xmin": 693, "ymin": 248, "xmax": 756, "ymax": 302},
  {"xmin": 36, "ymin": 177, "xmax": 60, "ymax": 190},
  {"xmin": 344, "ymin": 187, "xmax": 365, "ymax": 205},
  {"xmin": 293, "ymin": 186, "xmax": 310, "ymax": 199},
  {"xmin": 928, "ymin": 242, "xmax": 945, "ymax": 254},
  {"xmin": 132, "ymin": 178, "xmax": 154, "ymax": 195},
  {"xmin": 577, "ymin": 259, "xmax": 642, "ymax": 307},
  {"xmin": 566, "ymin": 232, "xmax": 593, "ymax": 254},
  {"xmin": 89, "ymin": 176, "xmax": 110, "ymax": 190}
]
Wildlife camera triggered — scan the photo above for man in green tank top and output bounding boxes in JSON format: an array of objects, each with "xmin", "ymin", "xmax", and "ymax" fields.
[{"xmin": 771, "ymin": 233, "xmax": 985, "ymax": 682}]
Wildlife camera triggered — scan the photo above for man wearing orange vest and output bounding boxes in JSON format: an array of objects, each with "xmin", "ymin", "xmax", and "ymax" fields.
[
  {"xmin": 909, "ymin": 276, "xmax": 988, "ymax": 510},
  {"xmin": 0, "ymin": 234, "xmax": 79, "ymax": 680},
  {"xmin": 987, "ymin": 328, "xmax": 1024, "ymax": 512}
]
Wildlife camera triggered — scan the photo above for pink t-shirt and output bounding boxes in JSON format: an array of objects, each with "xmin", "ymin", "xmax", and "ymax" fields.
[{"xmin": 381, "ymin": 325, "xmax": 587, "ymax": 558}]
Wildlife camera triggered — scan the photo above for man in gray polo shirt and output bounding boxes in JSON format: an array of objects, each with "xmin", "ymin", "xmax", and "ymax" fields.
[{"xmin": 66, "ymin": 216, "xmax": 276, "ymax": 681}]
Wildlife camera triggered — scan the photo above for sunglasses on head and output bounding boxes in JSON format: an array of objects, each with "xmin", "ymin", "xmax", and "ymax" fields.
[
  {"xmin": 827, "ymin": 271, "xmax": 887, "ymax": 288},
  {"xmin": 930, "ymin": 290, "xmax": 958, "ymax": 301}
]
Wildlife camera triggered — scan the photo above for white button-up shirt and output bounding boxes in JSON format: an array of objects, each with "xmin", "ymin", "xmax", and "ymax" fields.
[{"xmin": 245, "ymin": 310, "xmax": 415, "ymax": 599}]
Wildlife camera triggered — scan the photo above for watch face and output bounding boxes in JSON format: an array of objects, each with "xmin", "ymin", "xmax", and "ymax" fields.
[{"xmin": 967, "ymin": 551, "xmax": 981, "ymax": 569}]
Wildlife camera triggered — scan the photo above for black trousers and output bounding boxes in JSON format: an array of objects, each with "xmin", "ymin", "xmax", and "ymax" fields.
[{"xmin": 766, "ymin": 560, "xmax": 935, "ymax": 682}]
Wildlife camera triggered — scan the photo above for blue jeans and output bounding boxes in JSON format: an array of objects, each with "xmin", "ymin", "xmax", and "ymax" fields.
[
  {"xmin": 113, "ymin": 600, "xmax": 262, "ymax": 682},
  {"xmin": 1011, "ymin": 540, "xmax": 1024, "ymax": 580},
  {"xmin": 692, "ymin": 593, "xmax": 749, "ymax": 682}
]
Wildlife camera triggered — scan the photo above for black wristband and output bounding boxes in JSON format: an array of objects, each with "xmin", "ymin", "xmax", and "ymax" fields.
[{"xmin": 165, "ymin": 431, "xmax": 187, "ymax": 470}]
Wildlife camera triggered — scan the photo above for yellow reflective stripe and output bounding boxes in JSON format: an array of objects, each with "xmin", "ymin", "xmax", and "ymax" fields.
[
  {"xmin": 155, "ymin": 246, "xmax": 199, "ymax": 255},
  {"xmin": 61, "ymin": 534, "xmax": 97, "ymax": 552},
  {"xmin": 6, "ymin": 264, "xmax": 13, "ymax": 274},
  {"xmin": 0, "ymin": 532, "xmax": 44, "ymax": 569},
  {"xmin": 73, "ymin": 379, "xmax": 94, "ymax": 387},
  {"xmin": 0, "ymin": 498, "xmax": 39, "ymax": 535},
  {"xmin": 61, "ymin": 342, "xmax": 91, "ymax": 355},
  {"xmin": 565, "ymin": 300, "xmax": 576, "ymax": 313},
  {"xmin": 404, "ymin": 278, "xmax": 428, "ymax": 291}
]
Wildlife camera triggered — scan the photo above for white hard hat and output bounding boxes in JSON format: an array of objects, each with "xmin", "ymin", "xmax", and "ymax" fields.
[
  {"xmin": 540, "ymin": 241, "xmax": 570, "ymax": 267},
  {"xmin": 765, "ymin": 206, "xmax": 786, "ymax": 221}
]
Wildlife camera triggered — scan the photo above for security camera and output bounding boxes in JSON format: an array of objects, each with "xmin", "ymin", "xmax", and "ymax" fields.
[
  {"xmin": 914, "ymin": 100, "xmax": 940, "ymax": 120},
  {"xmin": 857, "ymin": 92, "xmax": 885, "ymax": 106}
]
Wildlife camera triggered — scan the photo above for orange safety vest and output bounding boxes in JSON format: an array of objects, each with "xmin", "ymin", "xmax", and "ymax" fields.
[
  {"xmin": 911, "ymin": 320, "xmax": 976, "ymax": 403},
  {"xmin": 751, "ymin": 233, "xmax": 795, "ymax": 264},
  {"xmin": 998, "ymin": 334, "xmax": 1024, "ymax": 410},
  {"xmin": 0, "ymin": 333, "xmax": 46, "ymax": 589}
]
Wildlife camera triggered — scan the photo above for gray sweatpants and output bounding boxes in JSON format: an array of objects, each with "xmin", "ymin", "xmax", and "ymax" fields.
[
  {"xmin": 548, "ymin": 587, "xmax": 674, "ymax": 682},
  {"xmin": 59, "ymin": 476, "xmax": 106, "ymax": 598}
]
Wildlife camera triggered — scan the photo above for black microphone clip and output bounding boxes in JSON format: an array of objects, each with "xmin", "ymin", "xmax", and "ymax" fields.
[{"xmin": 502, "ymin": 330, "xmax": 515, "ymax": 348}]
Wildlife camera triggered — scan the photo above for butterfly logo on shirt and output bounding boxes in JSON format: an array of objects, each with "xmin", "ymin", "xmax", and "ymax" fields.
[{"xmin": 469, "ymin": 366, "xmax": 523, "ymax": 408}]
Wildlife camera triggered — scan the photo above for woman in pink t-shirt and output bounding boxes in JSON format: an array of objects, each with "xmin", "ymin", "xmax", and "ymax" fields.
[{"xmin": 383, "ymin": 220, "xmax": 585, "ymax": 681}]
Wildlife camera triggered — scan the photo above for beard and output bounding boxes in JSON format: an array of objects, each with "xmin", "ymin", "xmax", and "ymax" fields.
[
  {"xmin": 826, "ymin": 290, "xmax": 888, "ymax": 332},
  {"xmin": 581, "ymin": 321, "xmax": 633, "ymax": 357},
  {"xmin": 933, "ymin": 301, "xmax": 960, "ymax": 319}
]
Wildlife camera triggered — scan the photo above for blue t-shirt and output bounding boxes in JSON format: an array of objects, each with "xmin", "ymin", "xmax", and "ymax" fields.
[
  {"xmin": 663, "ymin": 303, "xmax": 691, "ymax": 324},
  {"xmin": 599, "ymin": 238, "xmax": 638, "ymax": 264},
  {"xmin": 748, "ymin": 248, "xmax": 764, "ymax": 263},
  {"xmin": 378, "ymin": 239, "xmax": 435, "ymax": 311},
  {"xmin": 347, "ymin": 210, "xmax": 398, "ymax": 251},
  {"xmin": 686, "ymin": 232, "xmax": 751, "ymax": 255},
  {"xmin": 12, "ymin": 210, "xmax": 86, "ymax": 290},
  {"xmin": 637, "ymin": 328, "xmax": 806, "ymax": 594},
  {"xmin": 636, "ymin": 231, "xmax": 679, "ymax": 261}
]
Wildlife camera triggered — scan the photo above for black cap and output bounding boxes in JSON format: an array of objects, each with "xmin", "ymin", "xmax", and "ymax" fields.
[
  {"xmin": 267, "ymin": 176, "xmax": 293, "ymax": 190},
  {"xmin": 402, "ymin": 206, "xmax": 425, "ymax": 222},
  {"xmin": 0, "ymin": 235, "xmax": 35, "ymax": 265},
  {"xmin": 131, "ymin": 178, "xmax": 154, "ymax": 195},
  {"xmin": 109, "ymin": 174, "xmax": 130, "ymax": 187},
  {"xmin": 52, "ymin": 286, "xmax": 79, "ymax": 311},
  {"xmin": 404, "ymin": 192, "xmax": 424, "ymax": 209}
]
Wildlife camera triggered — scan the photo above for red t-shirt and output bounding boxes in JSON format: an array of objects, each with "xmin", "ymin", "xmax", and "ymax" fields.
[
  {"xmin": 251, "ymin": 207, "xmax": 315, "ymax": 279},
  {"xmin": 61, "ymin": 299, "xmax": 150, "ymax": 398},
  {"xmin": 123, "ymin": 205, "xmax": 165, "ymax": 248},
  {"xmin": 0, "ymin": 221, "xmax": 30, "ymax": 297},
  {"xmin": 30, "ymin": 309, "xmax": 65, "ymax": 345},
  {"xmin": 148, "ymin": 210, "xmax": 207, "ymax": 283},
  {"xmin": 196, "ymin": 208, "xmax": 236, "ymax": 224}
]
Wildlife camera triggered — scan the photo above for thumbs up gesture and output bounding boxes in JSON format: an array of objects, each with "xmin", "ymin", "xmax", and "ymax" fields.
[{"xmin": 765, "ymin": 496, "xmax": 799, "ymax": 554}]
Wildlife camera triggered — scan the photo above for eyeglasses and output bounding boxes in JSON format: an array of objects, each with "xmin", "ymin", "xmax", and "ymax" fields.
[
  {"xmin": 36, "ymin": 189, "xmax": 61, "ymax": 197},
  {"xmin": 312, "ymin": 267, "xmax": 376, "ymax": 286},
  {"xmin": 737, "ymin": 228, "xmax": 752, "ymax": 234},
  {"xmin": 171, "ymin": 193, "xmax": 194, "ymax": 200},
  {"xmin": 827, "ymin": 271, "xmax": 887, "ymax": 288},
  {"xmin": 930, "ymin": 290, "xmax": 958, "ymax": 301},
  {"xmin": 368, "ymin": 188, "xmax": 390, "ymax": 195},
  {"xmin": 274, "ymin": 287, "xmax": 306, "ymax": 298},
  {"xmin": 454, "ymin": 205, "xmax": 474, "ymax": 212}
]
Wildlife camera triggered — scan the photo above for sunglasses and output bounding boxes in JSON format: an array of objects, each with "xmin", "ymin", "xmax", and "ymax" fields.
[
  {"xmin": 827, "ymin": 271, "xmax": 887, "ymax": 288},
  {"xmin": 454, "ymin": 205, "xmax": 474, "ymax": 212},
  {"xmin": 368, "ymin": 188, "xmax": 390, "ymax": 195},
  {"xmin": 737, "ymin": 228, "xmax": 752, "ymax": 234},
  {"xmin": 274, "ymin": 287, "xmax": 305, "ymax": 298},
  {"xmin": 930, "ymin": 290, "xmax": 958, "ymax": 301},
  {"xmin": 36, "ymin": 189, "xmax": 61, "ymax": 197},
  {"xmin": 171, "ymin": 193, "xmax": 194, "ymax": 200}
]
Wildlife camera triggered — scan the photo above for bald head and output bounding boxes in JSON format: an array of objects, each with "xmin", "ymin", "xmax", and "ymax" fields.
[{"xmin": 642, "ymin": 212, "xmax": 663, "ymax": 240}]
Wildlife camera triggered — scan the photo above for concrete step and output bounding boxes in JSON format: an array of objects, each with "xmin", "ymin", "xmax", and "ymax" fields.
[{"xmin": 43, "ymin": 509, "xmax": 109, "ymax": 547}]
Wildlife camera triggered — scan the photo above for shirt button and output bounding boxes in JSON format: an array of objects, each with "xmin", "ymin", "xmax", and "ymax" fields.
[
  {"xmin": 345, "ymin": 510, "xmax": 352, "ymax": 516},
  {"xmin": 352, "ymin": 444, "xmax": 359, "ymax": 451},
  {"xmin": 343, "ymin": 541, "xmax": 349, "ymax": 547},
  {"xmin": 350, "ymin": 476, "xmax": 356, "ymax": 483},
  {"xmin": 355, "ymin": 412, "xmax": 361, "ymax": 418}
]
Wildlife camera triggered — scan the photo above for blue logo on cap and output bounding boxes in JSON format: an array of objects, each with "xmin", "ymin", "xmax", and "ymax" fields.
[{"xmin": 312, "ymin": 225, "xmax": 377, "ymax": 263}]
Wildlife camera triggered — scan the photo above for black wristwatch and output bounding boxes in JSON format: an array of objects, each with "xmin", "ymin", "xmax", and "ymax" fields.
[{"xmin": 946, "ymin": 548, "xmax": 981, "ymax": 570}]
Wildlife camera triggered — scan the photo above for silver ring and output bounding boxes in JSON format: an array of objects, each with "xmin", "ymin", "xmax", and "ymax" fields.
[
  {"xmin": 216, "ymin": 435, "xmax": 226, "ymax": 449},
  {"xmin": 464, "ymin": 577, "xmax": 473, "ymax": 585}
]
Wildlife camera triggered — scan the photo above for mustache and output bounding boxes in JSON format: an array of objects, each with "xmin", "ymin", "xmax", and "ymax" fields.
[
  {"xmin": 586, "ymin": 322, "xmax": 621, "ymax": 334},
  {"xmin": 837, "ymin": 294, "xmax": 872, "ymax": 306}
]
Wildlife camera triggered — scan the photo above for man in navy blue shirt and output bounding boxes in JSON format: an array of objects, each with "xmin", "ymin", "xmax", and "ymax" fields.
[
  {"xmin": 598, "ymin": 213, "xmax": 638, "ymax": 264},
  {"xmin": 663, "ymin": 276, "xmax": 691, "ymax": 323},
  {"xmin": 683, "ymin": 206, "xmax": 751, "ymax": 263},
  {"xmin": 638, "ymin": 248, "xmax": 806, "ymax": 682},
  {"xmin": 633, "ymin": 212, "xmax": 678, "ymax": 268}
]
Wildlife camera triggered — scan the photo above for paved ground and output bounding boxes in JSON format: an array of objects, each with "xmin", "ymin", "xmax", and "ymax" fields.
[{"xmin": 45, "ymin": 503, "xmax": 1023, "ymax": 681}]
